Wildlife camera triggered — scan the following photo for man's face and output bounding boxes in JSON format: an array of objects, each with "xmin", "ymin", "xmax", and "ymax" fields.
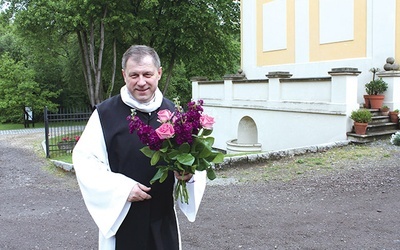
[{"xmin": 122, "ymin": 55, "xmax": 162, "ymax": 103}]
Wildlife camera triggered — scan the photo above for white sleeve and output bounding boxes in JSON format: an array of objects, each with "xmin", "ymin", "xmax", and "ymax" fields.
[
  {"xmin": 177, "ymin": 170, "xmax": 207, "ymax": 222},
  {"xmin": 72, "ymin": 110, "xmax": 136, "ymax": 239}
]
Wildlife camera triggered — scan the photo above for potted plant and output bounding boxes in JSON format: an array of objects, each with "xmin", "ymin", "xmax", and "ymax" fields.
[
  {"xmin": 364, "ymin": 68, "xmax": 388, "ymax": 109},
  {"xmin": 380, "ymin": 105, "xmax": 390, "ymax": 116},
  {"xmin": 350, "ymin": 108, "xmax": 372, "ymax": 135},
  {"xmin": 389, "ymin": 109, "xmax": 399, "ymax": 124}
]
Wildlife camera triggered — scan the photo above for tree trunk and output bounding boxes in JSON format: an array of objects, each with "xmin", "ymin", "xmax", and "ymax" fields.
[
  {"xmin": 76, "ymin": 7, "xmax": 108, "ymax": 107},
  {"xmin": 109, "ymin": 38, "xmax": 117, "ymax": 99},
  {"xmin": 94, "ymin": 7, "xmax": 107, "ymax": 104},
  {"xmin": 77, "ymin": 31, "xmax": 96, "ymax": 108},
  {"xmin": 162, "ymin": 47, "xmax": 177, "ymax": 95}
]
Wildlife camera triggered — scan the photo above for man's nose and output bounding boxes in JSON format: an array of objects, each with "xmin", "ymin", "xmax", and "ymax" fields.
[{"xmin": 137, "ymin": 75, "xmax": 146, "ymax": 85}]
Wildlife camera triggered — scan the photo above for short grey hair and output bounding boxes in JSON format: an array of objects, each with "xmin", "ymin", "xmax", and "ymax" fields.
[{"xmin": 121, "ymin": 45, "xmax": 161, "ymax": 70}]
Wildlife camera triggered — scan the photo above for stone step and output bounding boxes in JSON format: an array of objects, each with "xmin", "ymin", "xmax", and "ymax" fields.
[
  {"xmin": 347, "ymin": 129, "xmax": 399, "ymax": 143},
  {"xmin": 370, "ymin": 116, "xmax": 390, "ymax": 124},
  {"xmin": 348, "ymin": 108, "xmax": 399, "ymax": 143},
  {"xmin": 366, "ymin": 122, "xmax": 399, "ymax": 132}
]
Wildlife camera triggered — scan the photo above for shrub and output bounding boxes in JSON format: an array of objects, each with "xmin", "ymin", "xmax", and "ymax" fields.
[
  {"xmin": 365, "ymin": 78, "xmax": 388, "ymax": 95},
  {"xmin": 390, "ymin": 131, "xmax": 400, "ymax": 146},
  {"xmin": 350, "ymin": 109, "xmax": 372, "ymax": 123}
]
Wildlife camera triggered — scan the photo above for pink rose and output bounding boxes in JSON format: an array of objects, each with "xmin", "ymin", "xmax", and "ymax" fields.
[
  {"xmin": 156, "ymin": 123, "xmax": 175, "ymax": 139},
  {"xmin": 200, "ymin": 114, "xmax": 215, "ymax": 129},
  {"xmin": 157, "ymin": 110, "xmax": 173, "ymax": 123}
]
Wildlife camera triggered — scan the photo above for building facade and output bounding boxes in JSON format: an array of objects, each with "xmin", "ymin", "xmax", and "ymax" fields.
[{"xmin": 193, "ymin": 0, "xmax": 400, "ymax": 153}]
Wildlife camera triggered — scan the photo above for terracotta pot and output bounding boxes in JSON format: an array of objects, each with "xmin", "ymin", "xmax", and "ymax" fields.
[
  {"xmin": 368, "ymin": 95, "xmax": 385, "ymax": 109},
  {"xmin": 353, "ymin": 122, "xmax": 368, "ymax": 135},
  {"xmin": 389, "ymin": 112, "xmax": 399, "ymax": 123},
  {"xmin": 363, "ymin": 95, "xmax": 371, "ymax": 108},
  {"xmin": 381, "ymin": 107, "xmax": 390, "ymax": 116}
]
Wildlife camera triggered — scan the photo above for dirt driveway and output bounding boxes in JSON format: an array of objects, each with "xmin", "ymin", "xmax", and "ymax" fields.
[{"xmin": 0, "ymin": 131, "xmax": 399, "ymax": 250}]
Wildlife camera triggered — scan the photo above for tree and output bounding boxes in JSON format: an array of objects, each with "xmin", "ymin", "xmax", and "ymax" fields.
[
  {"xmin": 3, "ymin": 0, "xmax": 240, "ymax": 107},
  {"xmin": 0, "ymin": 53, "xmax": 59, "ymax": 123}
]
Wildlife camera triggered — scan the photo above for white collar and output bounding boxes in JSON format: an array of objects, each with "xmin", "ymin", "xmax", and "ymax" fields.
[{"xmin": 120, "ymin": 86, "xmax": 163, "ymax": 113}]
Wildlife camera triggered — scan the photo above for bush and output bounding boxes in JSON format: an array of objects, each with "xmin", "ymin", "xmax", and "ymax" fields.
[
  {"xmin": 390, "ymin": 131, "xmax": 400, "ymax": 146},
  {"xmin": 365, "ymin": 78, "xmax": 388, "ymax": 95},
  {"xmin": 350, "ymin": 109, "xmax": 372, "ymax": 123}
]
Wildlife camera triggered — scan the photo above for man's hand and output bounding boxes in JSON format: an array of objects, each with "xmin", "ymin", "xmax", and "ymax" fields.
[
  {"xmin": 127, "ymin": 183, "xmax": 152, "ymax": 202},
  {"xmin": 174, "ymin": 171, "xmax": 193, "ymax": 182}
]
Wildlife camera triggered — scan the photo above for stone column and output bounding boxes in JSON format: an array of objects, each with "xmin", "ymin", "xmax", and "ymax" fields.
[
  {"xmin": 191, "ymin": 76, "xmax": 208, "ymax": 101},
  {"xmin": 265, "ymin": 71, "xmax": 292, "ymax": 101},
  {"xmin": 376, "ymin": 71, "xmax": 400, "ymax": 110},
  {"xmin": 328, "ymin": 67, "xmax": 361, "ymax": 133},
  {"xmin": 328, "ymin": 67, "xmax": 361, "ymax": 113}
]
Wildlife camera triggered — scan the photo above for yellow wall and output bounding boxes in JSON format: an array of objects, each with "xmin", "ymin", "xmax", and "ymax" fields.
[
  {"xmin": 255, "ymin": 0, "xmax": 369, "ymax": 66},
  {"xmin": 256, "ymin": 0, "xmax": 295, "ymax": 66},
  {"xmin": 309, "ymin": 0, "xmax": 367, "ymax": 62}
]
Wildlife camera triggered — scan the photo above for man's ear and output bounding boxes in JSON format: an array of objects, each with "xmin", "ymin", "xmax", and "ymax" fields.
[{"xmin": 158, "ymin": 67, "xmax": 163, "ymax": 79}]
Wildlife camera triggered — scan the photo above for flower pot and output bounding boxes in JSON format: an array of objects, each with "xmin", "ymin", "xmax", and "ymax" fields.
[
  {"xmin": 363, "ymin": 95, "xmax": 371, "ymax": 108},
  {"xmin": 57, "ymin": 141, "xmax": 77, "ymax": 151},
  {"xmin": 353, "ymin": 122, "xmax": 368, "ymax": 135},
  {"xmin": 381, "ymin": 107, "xmax": 390, "ymax": 116},
  {"xmin": 368, "ymin": 95, "xmax": 385, "ymax": 109},
  {"xmin": 389, "ymin": 112, "xmax": 399, "ymax": 124}
]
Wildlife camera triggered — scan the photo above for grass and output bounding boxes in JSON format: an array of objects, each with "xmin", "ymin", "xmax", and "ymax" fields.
[
  {"xmin": 0, "ymin": 122, "xmax": 45, "ymax": 130},
  {"xmin": 51, "ymin": 154, "xmax": 73, "ymax": 164},
  {"xmin": 217, "ymin": 142, "xmax": 396, "ymax": 183}
]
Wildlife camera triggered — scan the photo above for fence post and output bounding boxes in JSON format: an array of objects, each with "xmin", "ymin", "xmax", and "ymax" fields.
[{"xmin": 44, "ymin": 106, "xmax": 50, "ymax": 158}]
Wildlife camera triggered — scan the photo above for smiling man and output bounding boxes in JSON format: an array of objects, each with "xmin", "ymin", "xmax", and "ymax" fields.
[{"xmin": 73, "ymin": 45, "xmax": 206, "ymax": 250}]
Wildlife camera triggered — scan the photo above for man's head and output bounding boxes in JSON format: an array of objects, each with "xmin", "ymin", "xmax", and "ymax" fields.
[{"xmin": 122, "ymin": 45, "xmax": 162, "ymax": 103}]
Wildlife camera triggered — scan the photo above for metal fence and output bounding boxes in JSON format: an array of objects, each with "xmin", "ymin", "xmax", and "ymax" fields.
[{"xmin": 44, "ymin": 106, "xmax": 92, "ymax": 158}]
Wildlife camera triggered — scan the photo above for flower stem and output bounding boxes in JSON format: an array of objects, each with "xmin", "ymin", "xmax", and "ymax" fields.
[{"xmin": 175, "ymin": 179, "xmax": 189, "ymax": 204}]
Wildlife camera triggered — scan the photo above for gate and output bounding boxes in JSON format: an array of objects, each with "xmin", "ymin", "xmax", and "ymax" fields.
[{"xmin": 44, "ymin": 107, "xmax": 92, "ymax": 158}]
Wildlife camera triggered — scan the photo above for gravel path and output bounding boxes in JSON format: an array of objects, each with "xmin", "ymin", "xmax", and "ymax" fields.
[{"xmin": 0, "ymin": 130, "xmax": 399, "ymax": 250}]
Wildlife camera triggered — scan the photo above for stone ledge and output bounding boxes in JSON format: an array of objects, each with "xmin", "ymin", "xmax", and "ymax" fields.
[{"xmin": 216, "ymin": 140, "xmax": 351, "ymax": 169}]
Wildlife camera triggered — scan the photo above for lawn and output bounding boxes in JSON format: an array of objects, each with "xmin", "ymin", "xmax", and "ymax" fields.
[{"xmin": 0, "ymin": 122, "xmax": 45, "ymax": 130}]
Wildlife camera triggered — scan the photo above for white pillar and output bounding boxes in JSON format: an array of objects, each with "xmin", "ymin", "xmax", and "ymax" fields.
[
  {"xmin": 376, "ymin": 71, "xmax": 400, "ymax": 110},
  {"xmin": 266, "ymin": 71, "xmax": 292, "ymax": 101}
]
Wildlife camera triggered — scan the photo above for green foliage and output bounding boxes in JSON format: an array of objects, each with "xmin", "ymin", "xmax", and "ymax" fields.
[
  {"xmin": 0, "ymin": 53, "xmax": 59, "ymax": 123},
  {"xmin": 141, "ymin": 127, "xmax": 224, "ymax": 203},
  {"xmin": 390, "ymin": 131, "xmax": 400, "ymax": 146},
  {"xmin": 350, "ymin": 109, "xmax": 373, "ymax": 123},
  {"xmin": 365, "ymin": 78, "xmax": 388, "ymax": 95},
  {"xmin": 2, "ymin": 0, "xmax": 240, "ymax": 108}
]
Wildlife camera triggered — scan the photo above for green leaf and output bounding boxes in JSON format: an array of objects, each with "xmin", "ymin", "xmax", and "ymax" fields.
[
  {"xmin": 197, "ymin": 158, "xmax": 209, "ymax": 171},
  {"xmin": 206, "ymin": 168, "xmax": 217, "ymax": 180},
  {"xmin": 150, "ymin": 168, "xmax": 165, "ymax": 184},
  {"xmin": 140, "ymin": 146, "xmax": 155, "ymax": 158},
  {"xmin": 150, "ymin": 151, "xmax": 161, "ymax": 166},
  {"xmin": 159, "ymin": 145, "xmax": 169, "ymax": 153},
  {"xmin": 206, "ymin": 151, "xmax": 224, "ymax": 163},
  {"xmin": 192, "ymin": 137, "xmax": 211, "ymax": 158},
  {"xmin": 202, "ymin": 129, "xmax": 213, "ymax": 136},
  {"xmin": 178, "ymin": 143, "xmax": 191, "ymax": 153},
  {"xmin": 167, "ymin": 149, "xmax": 179, "ymax": 160},
  {"xmin": 159, "ymin": 169, "xmax": 169, "ymax": 183},
  {"xmin": 212, "ymin": 152, "xmax": 225, "ymax": 163},
  {"xmin": 198, "ymin": 143, "xmax": 211, "ymax": 158},
  {"xmin": 177, "ymin": 153, "xmax": 195, "ymax": 166},
  {"xmin": 203, "ymin": 137, "xmax": 215, "ymax": 147}
]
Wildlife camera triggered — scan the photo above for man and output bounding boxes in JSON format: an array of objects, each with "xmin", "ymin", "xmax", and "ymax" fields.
[{"xmin": 73, "ymin": 45, "xmax": 206, "ymax": 250}]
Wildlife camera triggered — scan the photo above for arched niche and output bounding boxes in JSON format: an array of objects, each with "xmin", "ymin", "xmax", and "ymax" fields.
[{"xmin": 237, "ymin": 116, "xmax": 258, "ymax": 144}]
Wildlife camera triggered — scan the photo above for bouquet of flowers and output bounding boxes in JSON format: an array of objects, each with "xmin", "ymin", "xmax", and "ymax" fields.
[{"xmin": 127, "ymin": 98, "xmax": 224, "ymax": 204}]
